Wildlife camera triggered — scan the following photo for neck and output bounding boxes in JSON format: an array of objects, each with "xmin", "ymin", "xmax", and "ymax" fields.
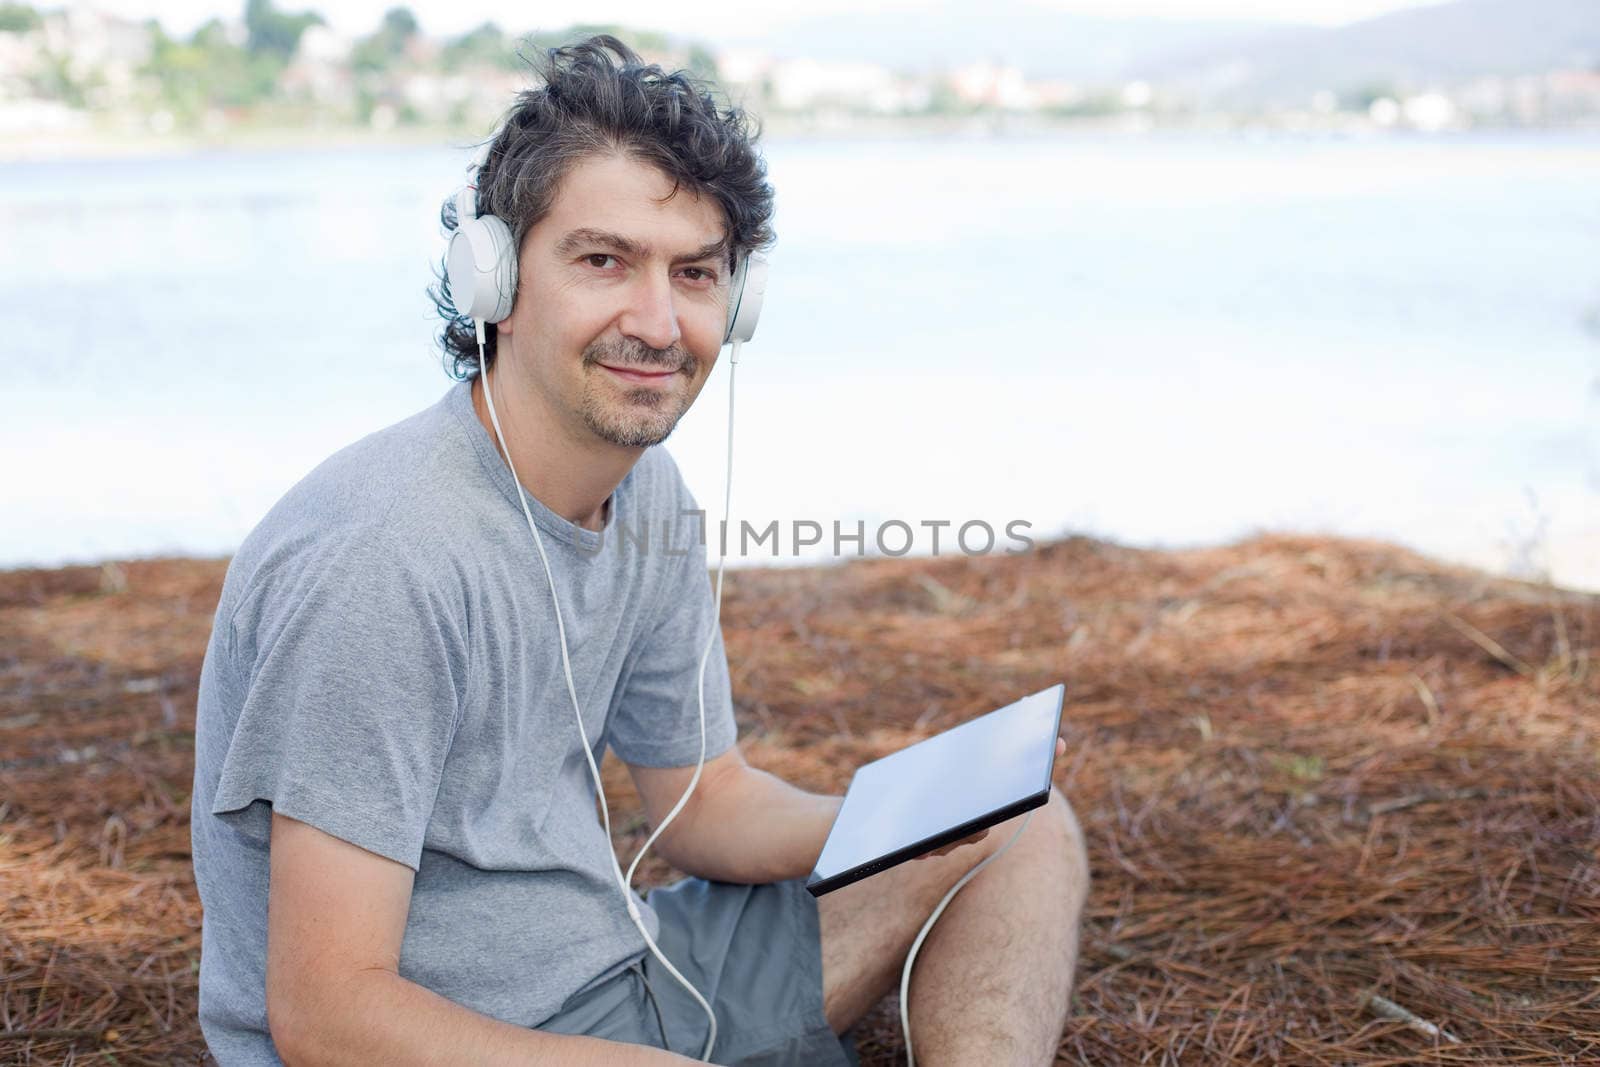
[{"xmin": 470, "ymin": 369, "xmax": 638, "ymax": 533}]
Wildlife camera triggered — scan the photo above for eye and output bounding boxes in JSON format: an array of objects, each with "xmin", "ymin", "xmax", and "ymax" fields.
[
  {"xmin": 681, "ymin": 267, "xmax": 717, "ymax": 284},
  {"xmin": 585, "ymin": 253, "xmax": 619, "ymax": 270}
]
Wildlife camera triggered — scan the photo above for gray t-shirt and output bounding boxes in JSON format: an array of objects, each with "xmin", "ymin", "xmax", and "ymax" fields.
[{"xmin": 190, "ymin": 379, "xmax": 737, "ymax": 1066}]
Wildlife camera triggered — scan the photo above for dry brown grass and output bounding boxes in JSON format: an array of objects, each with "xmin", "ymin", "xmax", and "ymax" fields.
[{"xmin": 1, "ymin": 533, "xmax": 1596, "ymax": 1064}]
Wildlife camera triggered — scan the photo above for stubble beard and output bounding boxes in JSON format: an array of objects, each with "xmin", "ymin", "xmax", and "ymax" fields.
[{"xmin": 578, "ymin": 338, "xmax": 701, "ymax": 449}]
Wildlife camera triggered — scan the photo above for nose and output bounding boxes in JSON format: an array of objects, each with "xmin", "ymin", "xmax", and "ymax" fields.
[{"xmin": 618, "ymin": 270, "xmax": 682, "ymax": 353}]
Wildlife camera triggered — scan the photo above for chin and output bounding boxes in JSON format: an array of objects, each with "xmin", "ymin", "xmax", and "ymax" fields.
[
  {"xmin": 602, "ymin": 425, "xmax": 677, "ymax": 449},
  {"xmin": 582, "ymin": 390, "xmax": 688, "ymax": 449},
  {"xmin": 587, "ymin": 411, "xmax": 682, "ymax": 449}
]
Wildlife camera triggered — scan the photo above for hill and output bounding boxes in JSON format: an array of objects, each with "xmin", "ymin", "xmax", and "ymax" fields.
[{"xmin": 1133, "ymin": 0, "xmax": 1600, "ymax": 105}]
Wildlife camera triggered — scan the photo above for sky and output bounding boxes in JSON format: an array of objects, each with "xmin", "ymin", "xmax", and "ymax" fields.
[{"xmin": 77, "ymin": 0, "xmax": 1448, "ymax": 40}]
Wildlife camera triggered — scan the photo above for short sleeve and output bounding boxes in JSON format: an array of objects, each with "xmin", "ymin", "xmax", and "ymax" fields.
[
  {"xmin": 209, "ymin": 528, "xmax": 466, "ymax": 872},
  {"xmin": 607, "ymin": 526, "xmax": 739, "ymax": 770}
]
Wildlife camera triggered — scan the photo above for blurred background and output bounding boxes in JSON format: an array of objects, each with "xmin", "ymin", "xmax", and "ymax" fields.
[{"xmin": 2, "ymin": 0, "xmax": 1596, "ymax": 590}]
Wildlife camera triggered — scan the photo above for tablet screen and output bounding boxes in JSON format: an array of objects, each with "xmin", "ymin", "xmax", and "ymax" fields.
[{"xmin": 806, "ymin": 683, "xmax": 1064, "ymax": 896}]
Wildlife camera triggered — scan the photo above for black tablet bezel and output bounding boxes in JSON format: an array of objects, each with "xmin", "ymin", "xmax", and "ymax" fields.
[{"xmin": 805, "ymin": 683, "xmax": 1065, "ymax": 897}]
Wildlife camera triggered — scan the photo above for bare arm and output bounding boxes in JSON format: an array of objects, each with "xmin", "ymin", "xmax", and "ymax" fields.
[
  {"xmin": 627, "ymin": 737, "xmax": 1069, "ymax": 885},
  {"xmin": 266, "ymin": 811, "xmax": 698, "ymax": 1066},
  {"xmin": 626, "ymin": 747, "xmax": 841, "ymax": 885}
]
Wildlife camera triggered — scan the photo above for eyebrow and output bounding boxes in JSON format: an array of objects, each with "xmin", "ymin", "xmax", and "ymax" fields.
[{"xmin": 554, "ymin": 227, "xmax": 729, "ymax": 267}]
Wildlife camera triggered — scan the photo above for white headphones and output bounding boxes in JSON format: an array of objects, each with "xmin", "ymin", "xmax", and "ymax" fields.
[{"xmin": 445, "ymin": 183, "xmax": 769, "ymax": 346}]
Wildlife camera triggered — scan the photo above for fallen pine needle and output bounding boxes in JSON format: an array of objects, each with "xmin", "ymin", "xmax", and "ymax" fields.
[{"xmin": 1364, "ymin": 992, "xmax": 1461, "ymax": 1044}]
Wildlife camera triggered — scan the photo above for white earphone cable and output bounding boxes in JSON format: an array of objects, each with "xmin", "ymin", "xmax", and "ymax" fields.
[
  {"xmin": 475, "ymin": 319, "xmax": 737, "ymax": 1061},
  {"xmin": 899, "ymin": 810, "xmax": 1033, "ymax": 1067},
  {"xmin": 476, "ymin": 313, "xmax": 1022, "ymax": 1067},
  {"xmin": 625, "ymin": 340, "xmax": 738, "ymax": 891}
]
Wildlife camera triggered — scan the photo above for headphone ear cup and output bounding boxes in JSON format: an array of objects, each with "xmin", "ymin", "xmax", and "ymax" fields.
[
  {"xmin": 724, "ymin": 251, "xmax": 768, "ymax": 345},
  {"xmin": 447, "ymin": 214, "xmax": 518, "ymax": 324}
]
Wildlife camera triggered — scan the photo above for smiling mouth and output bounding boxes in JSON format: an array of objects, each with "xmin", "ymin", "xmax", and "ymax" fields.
[{"xmin": 599, "ymin": 364, "xmax": 680, "ymax": 384}]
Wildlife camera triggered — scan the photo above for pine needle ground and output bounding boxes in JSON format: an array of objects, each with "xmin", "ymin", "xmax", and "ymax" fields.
[{"xmin": 2, "ymin": 533, "xmax": 1595, "ymax": 1064}]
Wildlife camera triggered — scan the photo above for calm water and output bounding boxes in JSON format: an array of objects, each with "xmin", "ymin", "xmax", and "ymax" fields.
[{"xmin": 2, "ymin": 130, "xmax": 1597, "ymax": 589}]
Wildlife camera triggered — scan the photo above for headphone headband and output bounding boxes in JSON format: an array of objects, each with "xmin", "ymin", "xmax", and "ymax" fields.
[{"xmin": 454, "ymin": 185, "xmax": 479, "ymax": 225}]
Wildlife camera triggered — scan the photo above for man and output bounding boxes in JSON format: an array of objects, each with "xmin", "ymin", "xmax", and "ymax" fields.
[{"xmin": 190, "ymin": 35, "xmax": 1088, "ymax": 1066}]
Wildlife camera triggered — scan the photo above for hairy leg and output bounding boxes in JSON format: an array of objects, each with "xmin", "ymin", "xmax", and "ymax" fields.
[{"xmin": 818, "ymin": 786, "xmax": 1089, "ymax": 1066}]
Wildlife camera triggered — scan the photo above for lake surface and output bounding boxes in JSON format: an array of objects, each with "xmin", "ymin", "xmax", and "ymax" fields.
[{"xmin": 2, "ymin": 129, "xmax": 1596, "ymax": 589}]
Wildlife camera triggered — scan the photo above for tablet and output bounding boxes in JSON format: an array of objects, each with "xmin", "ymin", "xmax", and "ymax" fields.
[{"xmin": 805, "ymin": 683, "xmax": 1065, "ymax": 897}]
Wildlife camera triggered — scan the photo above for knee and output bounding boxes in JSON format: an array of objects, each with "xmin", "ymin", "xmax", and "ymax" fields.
[
  {"xmin": 1041, "ymin": 786, "xmax": 1090, "ymax": 887},
  {"xmin": 958, "ymin": 787, "xmax": 1089, "ymax": 891}
]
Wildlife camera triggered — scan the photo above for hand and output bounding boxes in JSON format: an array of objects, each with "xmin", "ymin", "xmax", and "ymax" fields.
[
  {"xmin": 922, "ymin": 828, "xmax": 990, "ymax": 858},
  {"xmin": 917, "ymin": 737, "xmax": 1067, "ymax": 860}
]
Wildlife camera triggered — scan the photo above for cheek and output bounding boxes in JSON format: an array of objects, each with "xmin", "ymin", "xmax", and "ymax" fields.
[
  {"xmin": 690, "ymin": 306, "xmax": 727, "ymax": 359},
  {"xmin": 533, "ymin": 297, "xmax": 606, "ymax": 357},
  {"xmin": 689, "ymin": 336, "xmax": 723, "ymax": 378}
]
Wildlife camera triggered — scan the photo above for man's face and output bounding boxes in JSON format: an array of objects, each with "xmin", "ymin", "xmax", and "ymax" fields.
[{"xmin": 495, "ymin": 151, "xmax": 732, "ymax": 451}]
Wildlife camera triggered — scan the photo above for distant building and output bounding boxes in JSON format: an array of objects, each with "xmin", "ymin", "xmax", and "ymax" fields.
[
  {"xmin": 1401, "ymin": 92, "xmax": 1457, "ymax": 131},
  {"xmin": 715, "ymin": 47, "xmax": 771, "ymax": 90},
  {"xmin": 40, "ymin": 8, "xmax": 151, "ymax": 108},
  {"xmin": 1544, "ymin": 69, "xmax": 1600, "ymax": 122},
  {"xmin": 1029, "ymin": 79, "xmax": 1087, "ymax": 111},
  {"xmin": 0, "ymin": 28, "xmax": 34, "ymax": 96},
  {"xmin": 296, "ymin": 24, "xmax": 352, "ymax": 65},
  {"xmin": 767, "ymin": 57, "xmax": 919, "ymax": 114},
  {"xmin": 280, "ymin": 25, "xmax": 355, "ymax": 111},
  {"xmin": 951, "ymin": 61, "xmax": 1032, "ymax": 110}
]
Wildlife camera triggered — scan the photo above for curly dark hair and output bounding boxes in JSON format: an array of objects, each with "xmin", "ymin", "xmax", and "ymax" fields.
[{"xmin": 427, "ymin": 34, "xmax": 776, "ymax": 381}]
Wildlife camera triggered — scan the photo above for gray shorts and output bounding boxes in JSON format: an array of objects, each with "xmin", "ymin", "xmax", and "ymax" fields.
[{"xmin": 534, "ymin": 877, "xmax": 860, "ymax": 1066}]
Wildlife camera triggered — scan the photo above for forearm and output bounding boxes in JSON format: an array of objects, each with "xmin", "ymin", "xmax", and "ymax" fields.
[
  {"xmin": 276, "ymin": 969, "xmax": 696, "ymax": 1067},
  {"xmin": 662, "ymin": 765, "xmax": 843, "ymax": 884}
]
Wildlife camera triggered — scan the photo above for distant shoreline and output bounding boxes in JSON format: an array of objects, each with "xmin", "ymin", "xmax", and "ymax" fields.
[{"xmin": 8, "ymin": 113, "xmax": 1598, "ymax": 164}]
